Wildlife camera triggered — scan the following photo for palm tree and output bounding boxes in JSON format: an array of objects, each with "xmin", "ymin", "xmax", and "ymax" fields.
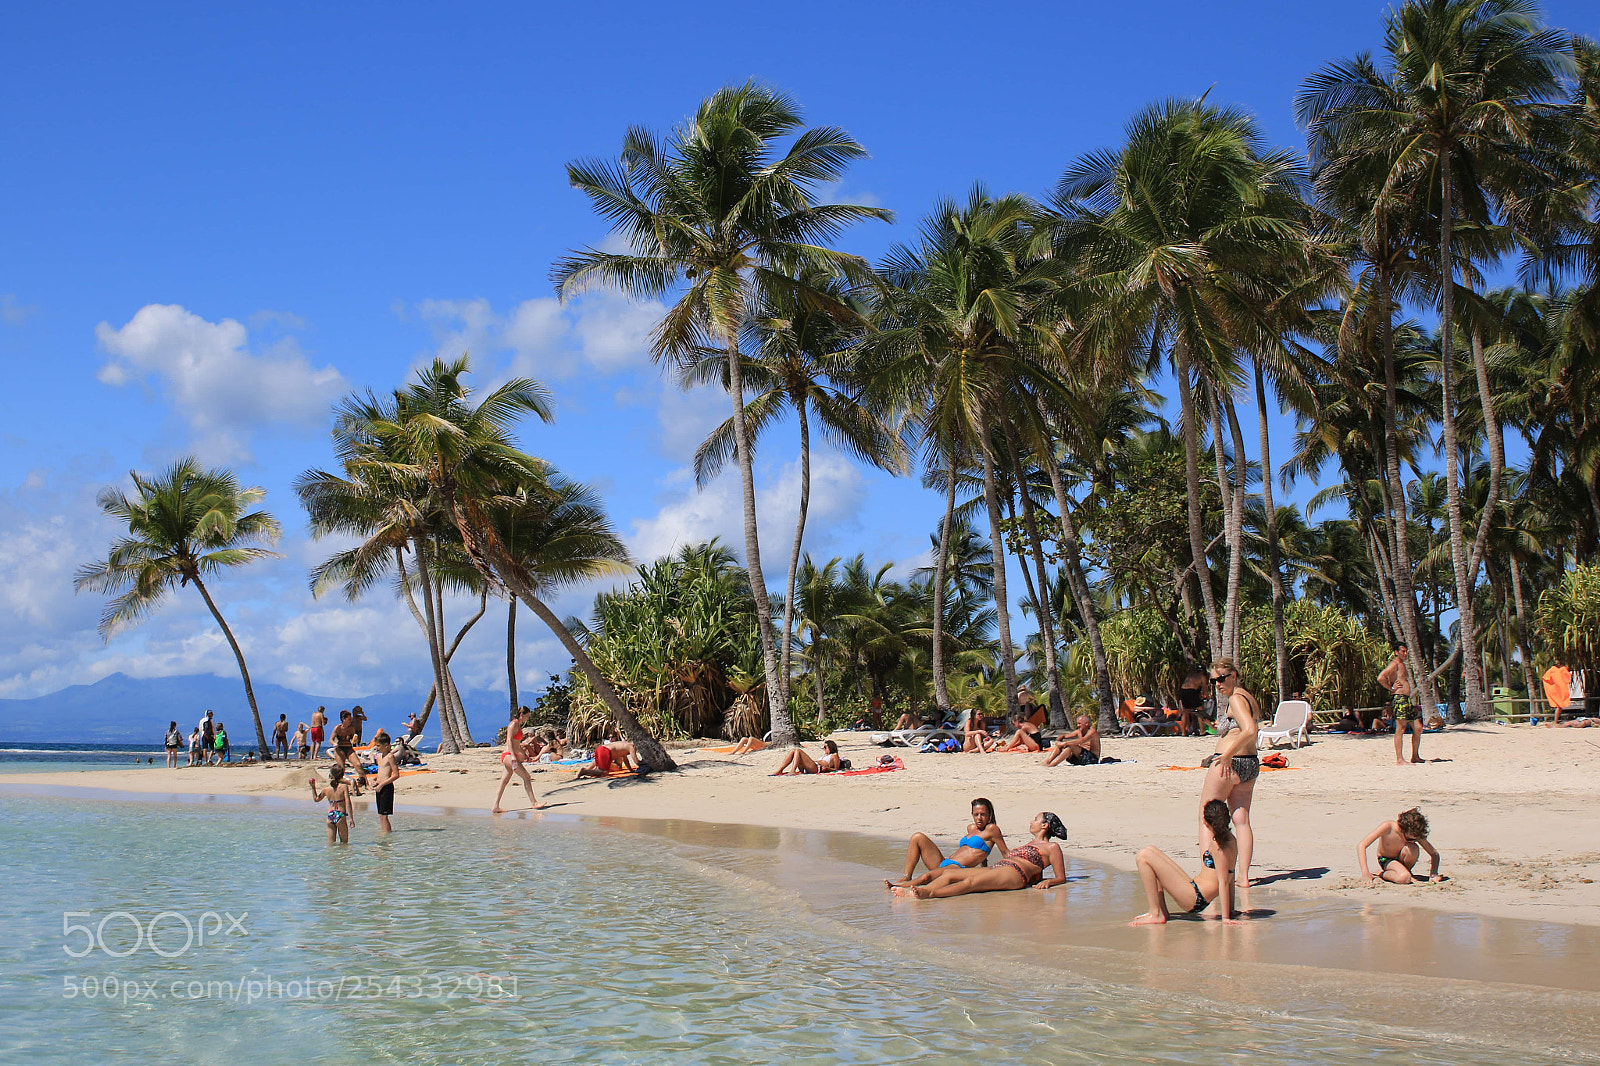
[
  {"xmin": 553, "ymin": 81, "xmax": 891, "ymax": 747},
  {"xmin": 687, "ymin": 271, "xmax": 906, "ymax": 704},
  {"xmin": 1300, "ymin": 0, "xmax": 1569, "ymax": 717},
  {"xmin": 870, "ymin": 186, "xmax": 1066, "ymax": 720},
  {"xmin": 76, "ymin": 459, "xmax": 282, "ymax": 755},
  {"xmin": 1056, "ymin": 96, "xmax": 1326, "ymax": 664}
]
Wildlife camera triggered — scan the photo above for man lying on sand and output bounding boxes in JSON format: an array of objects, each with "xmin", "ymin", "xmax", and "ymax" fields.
[
  {"xmin": 1043, "ymin": 715, "xmax": 1100, "ymax": 766},
  {"xmin": 885, "ymin": 797, "xmax": 1007, "ymax": 889},
  {"xmin": 1357, "ymin": 806, "xmax": 1443, "ymax": 885}
]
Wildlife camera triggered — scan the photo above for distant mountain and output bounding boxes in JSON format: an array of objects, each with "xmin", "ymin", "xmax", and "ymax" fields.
[{"xmin": 0, "ymin": 672, "xmax": 503, "ymax": 745}]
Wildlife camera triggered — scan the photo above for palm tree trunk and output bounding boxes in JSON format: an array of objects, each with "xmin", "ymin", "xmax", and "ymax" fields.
[
  {"xmin": 1509, "ymin": 558, "xmax": 1537, "ymax": 714},
  {"xmin": 411, "ymin": 540, "xmax": 462, "ymax": 752},
  {"xmin": 1466, "ymin": 325, "xmax": 1504, "ymax": 580},
  {"xmin": 723, "ymin": 335, "xmax": 797, "ymax": 745},
  {"xmin": 979, "ymin": 431, "xmax": 1019, "ymax": 720},
  {"xmin": 779, "ymin": 400, "xmax": 811, "ymax": 707},
  {"xmin": 1377, "ymin": 269, "xmax": 1431, "ymax": 705},
  {"xmin": 1252, "ymin": 359, "xmax": 1290, "ymax": 700},
  {"xmin": 507, "ymin": 598, "xmax": 518, "ymax": 716},
  {"xmin": 1018, "ymin": 474, "xmax": 1066, "ymax": 729},
  {"xmin": 1033, "ymin": 397, "xmax": 1117, "ymax": 733},
  {"xmin": 1175, "ymin": 337, "xmax": 1223, "ymax": 657},
  {"xmin": 1436, "ymin": 153, "xmax": 1484, "ymax": 721},
  {"xmin": 930, "ymin": 452, "xmax": 958, "ymax": 712},
  {"xmin": 433, "ymin": 578, "xmax": 475, "ymax": 745},
  {"xmin": 811, "ymin": 629, "xmax": 828, "ymax": 727},
  {"xmin": 396, "ymin": 549, "xmax": 454, "ymax": 747},
  {"xmin": 189, "ymin": 574, "xmax": 270, "ymax": 756},
  {"xmin": 1222, "ymin": 397, "xmax": 1249, "ymax": 664}
]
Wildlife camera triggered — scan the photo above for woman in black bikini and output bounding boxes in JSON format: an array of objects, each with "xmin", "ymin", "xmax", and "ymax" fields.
[
  {"xmin": 1199, "ymin": 657, "xmax": 1259, "ymax": 904},
  {"xmin": 1130, "ymin": 800, "xmax": 1241, "ymax": 924},
  {"xmin": 892, "ymin": 813, "xmax": 1067, "ymax": 898}
]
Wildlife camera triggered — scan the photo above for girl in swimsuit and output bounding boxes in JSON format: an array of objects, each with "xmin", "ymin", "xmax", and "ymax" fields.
[
  {"xmin": 309, "ymin": 764, "xmax": 354, "ymax": 845},
  {"xmin": 771, "ymin": 739, "xmax": 842, "ymax": 775},
  {"xmin": 1130, "ymin": 800, "xmax": 1242, "ymax": 924},
  {"xmin": 892, "ymin": 813, "xmax": 1067, "ymax": 898},
  {"xmin": 491, "ymin": 708, "xmax": 546, "ymax": 814},
  {"xmin": 886, "ymin": 798, "xmax": 1008, "ymax": 888},
  {"xmin": 1199, "ymin": 657, "xmax": 1260, "ymax": 906}
]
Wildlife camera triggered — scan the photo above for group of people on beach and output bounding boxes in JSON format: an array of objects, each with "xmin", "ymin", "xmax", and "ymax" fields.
[
  {"xmin": 166, "ymin": 711, "xmax": 232, "ymax": 767},
  {"xmin": 885, "ymin": 658, "xmax": 1446, "ymax": 920},
  {"xmin": 490, "ymin": 705, "xmax": 640, "ymax": 814},
  {"xmin": 308, "ymin": 729, "xmax": 403, "ymax": 843}
]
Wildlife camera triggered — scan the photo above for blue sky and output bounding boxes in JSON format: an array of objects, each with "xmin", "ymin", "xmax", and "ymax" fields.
[{"xmin": 1, "ymin": 2, "xmax": 1589, "ymax": 710}]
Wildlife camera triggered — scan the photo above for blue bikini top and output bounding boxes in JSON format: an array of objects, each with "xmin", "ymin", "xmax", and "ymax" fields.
[{"xmin": 958, "ymin": 834, "xmax": 993, "ymax": 853}]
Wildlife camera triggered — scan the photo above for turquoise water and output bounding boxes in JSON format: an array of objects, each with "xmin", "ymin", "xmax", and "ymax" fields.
[
  {"xmin": 0, "ymin": 792, "xmax": 1576, "ymax": 1064},
  {"xmin": 0, "ymin": 742, "xmax": 170, "ymax": 772}
]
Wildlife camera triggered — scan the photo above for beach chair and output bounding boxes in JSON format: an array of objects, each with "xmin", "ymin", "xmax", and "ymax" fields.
[
  {"xmin": 1119, "ymin": 699, "xmax": 1175, "ymax": 738},
  {"xmin": 1257, "ymin": 700, "xmax": 1312, "ymax": 749}
]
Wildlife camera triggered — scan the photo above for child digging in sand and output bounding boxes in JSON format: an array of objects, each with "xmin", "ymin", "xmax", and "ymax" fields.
[{"xmin": 1357, "ymin": 807, "xmax": 1443, "ymax": 884}]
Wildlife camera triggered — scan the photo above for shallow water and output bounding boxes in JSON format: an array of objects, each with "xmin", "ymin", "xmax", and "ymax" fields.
[{"xmin": 0, "ymin": 792, "xmax": 1588, "ymax": 1064}]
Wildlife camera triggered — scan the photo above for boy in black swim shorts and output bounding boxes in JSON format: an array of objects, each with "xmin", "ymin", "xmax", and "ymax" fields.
[{"xmin": 370, "ymin": 732, "xmax": 399, "ymax": 833}]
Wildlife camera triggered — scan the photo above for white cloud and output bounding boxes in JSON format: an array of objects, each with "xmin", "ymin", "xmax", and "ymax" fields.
[
  {"xmin": 0, "ymin": 294, "xmax": 37, "ymax": 325},
  {"xmin": 409, "ymin": 292, "xmax": 663, "ymax": 380},
  {"xmin": 95, "ymin": 304, "xmax": 346, "ymax": 461},
  {"xmin": 627, "ymin": 452, "xmax": 867, "ymax": 577}
]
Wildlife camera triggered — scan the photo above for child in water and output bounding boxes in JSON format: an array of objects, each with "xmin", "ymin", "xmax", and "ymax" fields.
[
  {"xmin": 369, "ymin": 732, "xmax": 399, "ymax": 833},
  {"xmin": 1357, "ymin": 806, "xmax": 1443, "ymax": 884},
  {"xmin": 310, "ymin": 765, "xmax": 354, "ymax": 844}
]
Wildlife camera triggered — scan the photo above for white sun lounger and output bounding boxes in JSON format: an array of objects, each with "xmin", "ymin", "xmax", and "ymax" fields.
[{"xmin": 1257, "ymin": 700, "xmax": 1312, "ymax": 749}]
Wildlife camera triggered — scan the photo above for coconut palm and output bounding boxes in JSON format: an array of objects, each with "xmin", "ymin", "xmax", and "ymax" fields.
[
  {"xmin": 553, "ymin": 81, "xmax": 892, "ymax": 747},
  {"xmin": 1298, "ymin": 0, "xmax": 1570, "ymax": 717},
  {"xmin": 687, "ymin": 270, "xmax": 907, "ymax": 704},
  {"xmin": 76, "ymin": 458, "xmax": 282, "ymax": 756},
  {"xmin": 1055, "ymin": 95, "xmax": 1327, "ymax": 664},
  {"xmin": 870, "ymin": 186, "xmax": 1067, "ymax": 719}
]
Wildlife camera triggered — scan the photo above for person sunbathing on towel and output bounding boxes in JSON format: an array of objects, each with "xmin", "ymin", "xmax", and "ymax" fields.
[
  {"xmin": 576, "ymin": 732, "xmax": 635, "ymax": 778},
  {"xmin": 886, "ymin": 797, "xmax": 1008, "ymax": 888},
  {"xmin": 771, "ymin": 739, "xmax": 842, "ymax": 775},
  {"xmin": 892, "ymin": 813, "xmax": 1067, "ymax": 898},
  {"xmin": 1043, "ymin": 715, "xmax": 1101, "ymax": 766},
  {"xmin": 728, "ymin": 736, "xmax": 767, "ymax": 753},
  {"xmin": 1129, "ymin": 800, "xmax": 1240, "ymax": 924}
]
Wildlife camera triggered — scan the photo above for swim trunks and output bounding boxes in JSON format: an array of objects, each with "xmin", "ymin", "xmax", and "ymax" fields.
[
  {"xmin": 1067, "ymin": 749, "xmax": 1099, "ymax": 766},
  {"xmin": 1393, "ymin": 694, "xmax": 1419, "ymax": 723},
  {"xmin": 593, "ymin": 744, "xmax": 613, "ymax": 772},
  {"xmin": 375, "ymin": 783, "xmax": 394, "ymax": 816},
  {"xmin": 309, "ymin": 727, "xmax": 324, "ymax": 744}
]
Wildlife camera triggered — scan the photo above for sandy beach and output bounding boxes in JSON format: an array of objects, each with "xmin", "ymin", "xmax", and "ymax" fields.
[{"xmin": 11, "ymin": 721, "xmax": 1598, "ymax": 927}]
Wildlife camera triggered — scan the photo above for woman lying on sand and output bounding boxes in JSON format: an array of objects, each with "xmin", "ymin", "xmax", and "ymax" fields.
[
  {"xmin": 771, "ymin": 739, "xmax": 841, "ymax": 775},
  {"xmin": 1129, "ymin": 800, "xmax": 1240, "ymax": 925},
  {"xmin": 886, "ymin": 797, "xmax": 1007, "ymax": 888},
  {"xmin": 891, "ymin": 813, "xmax": 1066, "ymax": 898}
]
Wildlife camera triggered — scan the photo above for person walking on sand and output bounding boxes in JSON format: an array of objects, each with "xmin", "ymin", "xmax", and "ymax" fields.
[
  {"xmin": 1357, "ymin": 807, "xmax": 1444, "ymax": 885},
  {"xmin": 1378, "ymin": 645, "xmax": 1423, "ymax": 764},
  {"xmin": 164, "ymin": 721, "xmax": 183, "ymax": 768},
  {"xmin": 187, "ymin": 726, "xmax": 203, "ymax": 767},
  {"xmin": 1199, "ymin": 658, "xmax": 1259, "ymax": 909},
  {"xmin": 310, "ymin": 765, "xmax": 354, "ymax": 844},
  {"xmin": 492, "ymin": 707, "xmax": 545, "ymax": 813},
  {"xmin": 1130, "ymin": 800, "xmax": 1242, "ymax": 925},
  {"xmin": 272, "ymin": 714, "xmax": 289, "ymax": 760},
  {"xmin": 369, "ymin": 731, "xmax": 400, "ymax": 833},
  {"xmin": 887, "ymin": 798, "xmax": 1008, "ymax": 888},
  {"xmin": 309, "ymin": 706, "xmax": 327, "ymax": 761}
]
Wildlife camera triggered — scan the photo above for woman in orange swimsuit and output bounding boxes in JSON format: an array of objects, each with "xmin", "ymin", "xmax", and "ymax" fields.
[
  {"xmin": 491, "ymin": 708, "xmax": 545, "ymax": 814},
  {"xmin": 893, "ymin": 813, "xmax": 1067, "ymax": 898}
]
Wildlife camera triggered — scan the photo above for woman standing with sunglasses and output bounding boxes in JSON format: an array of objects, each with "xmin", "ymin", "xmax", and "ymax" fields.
[{"xmin": 1198, "ymin": 658, "xmax": 1259, "ymax": 912}]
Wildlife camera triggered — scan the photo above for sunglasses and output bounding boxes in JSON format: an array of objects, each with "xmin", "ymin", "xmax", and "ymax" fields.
[{"xmin": 1210, "ymin": 672, "xmax": 1232, "ymax": 682}]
